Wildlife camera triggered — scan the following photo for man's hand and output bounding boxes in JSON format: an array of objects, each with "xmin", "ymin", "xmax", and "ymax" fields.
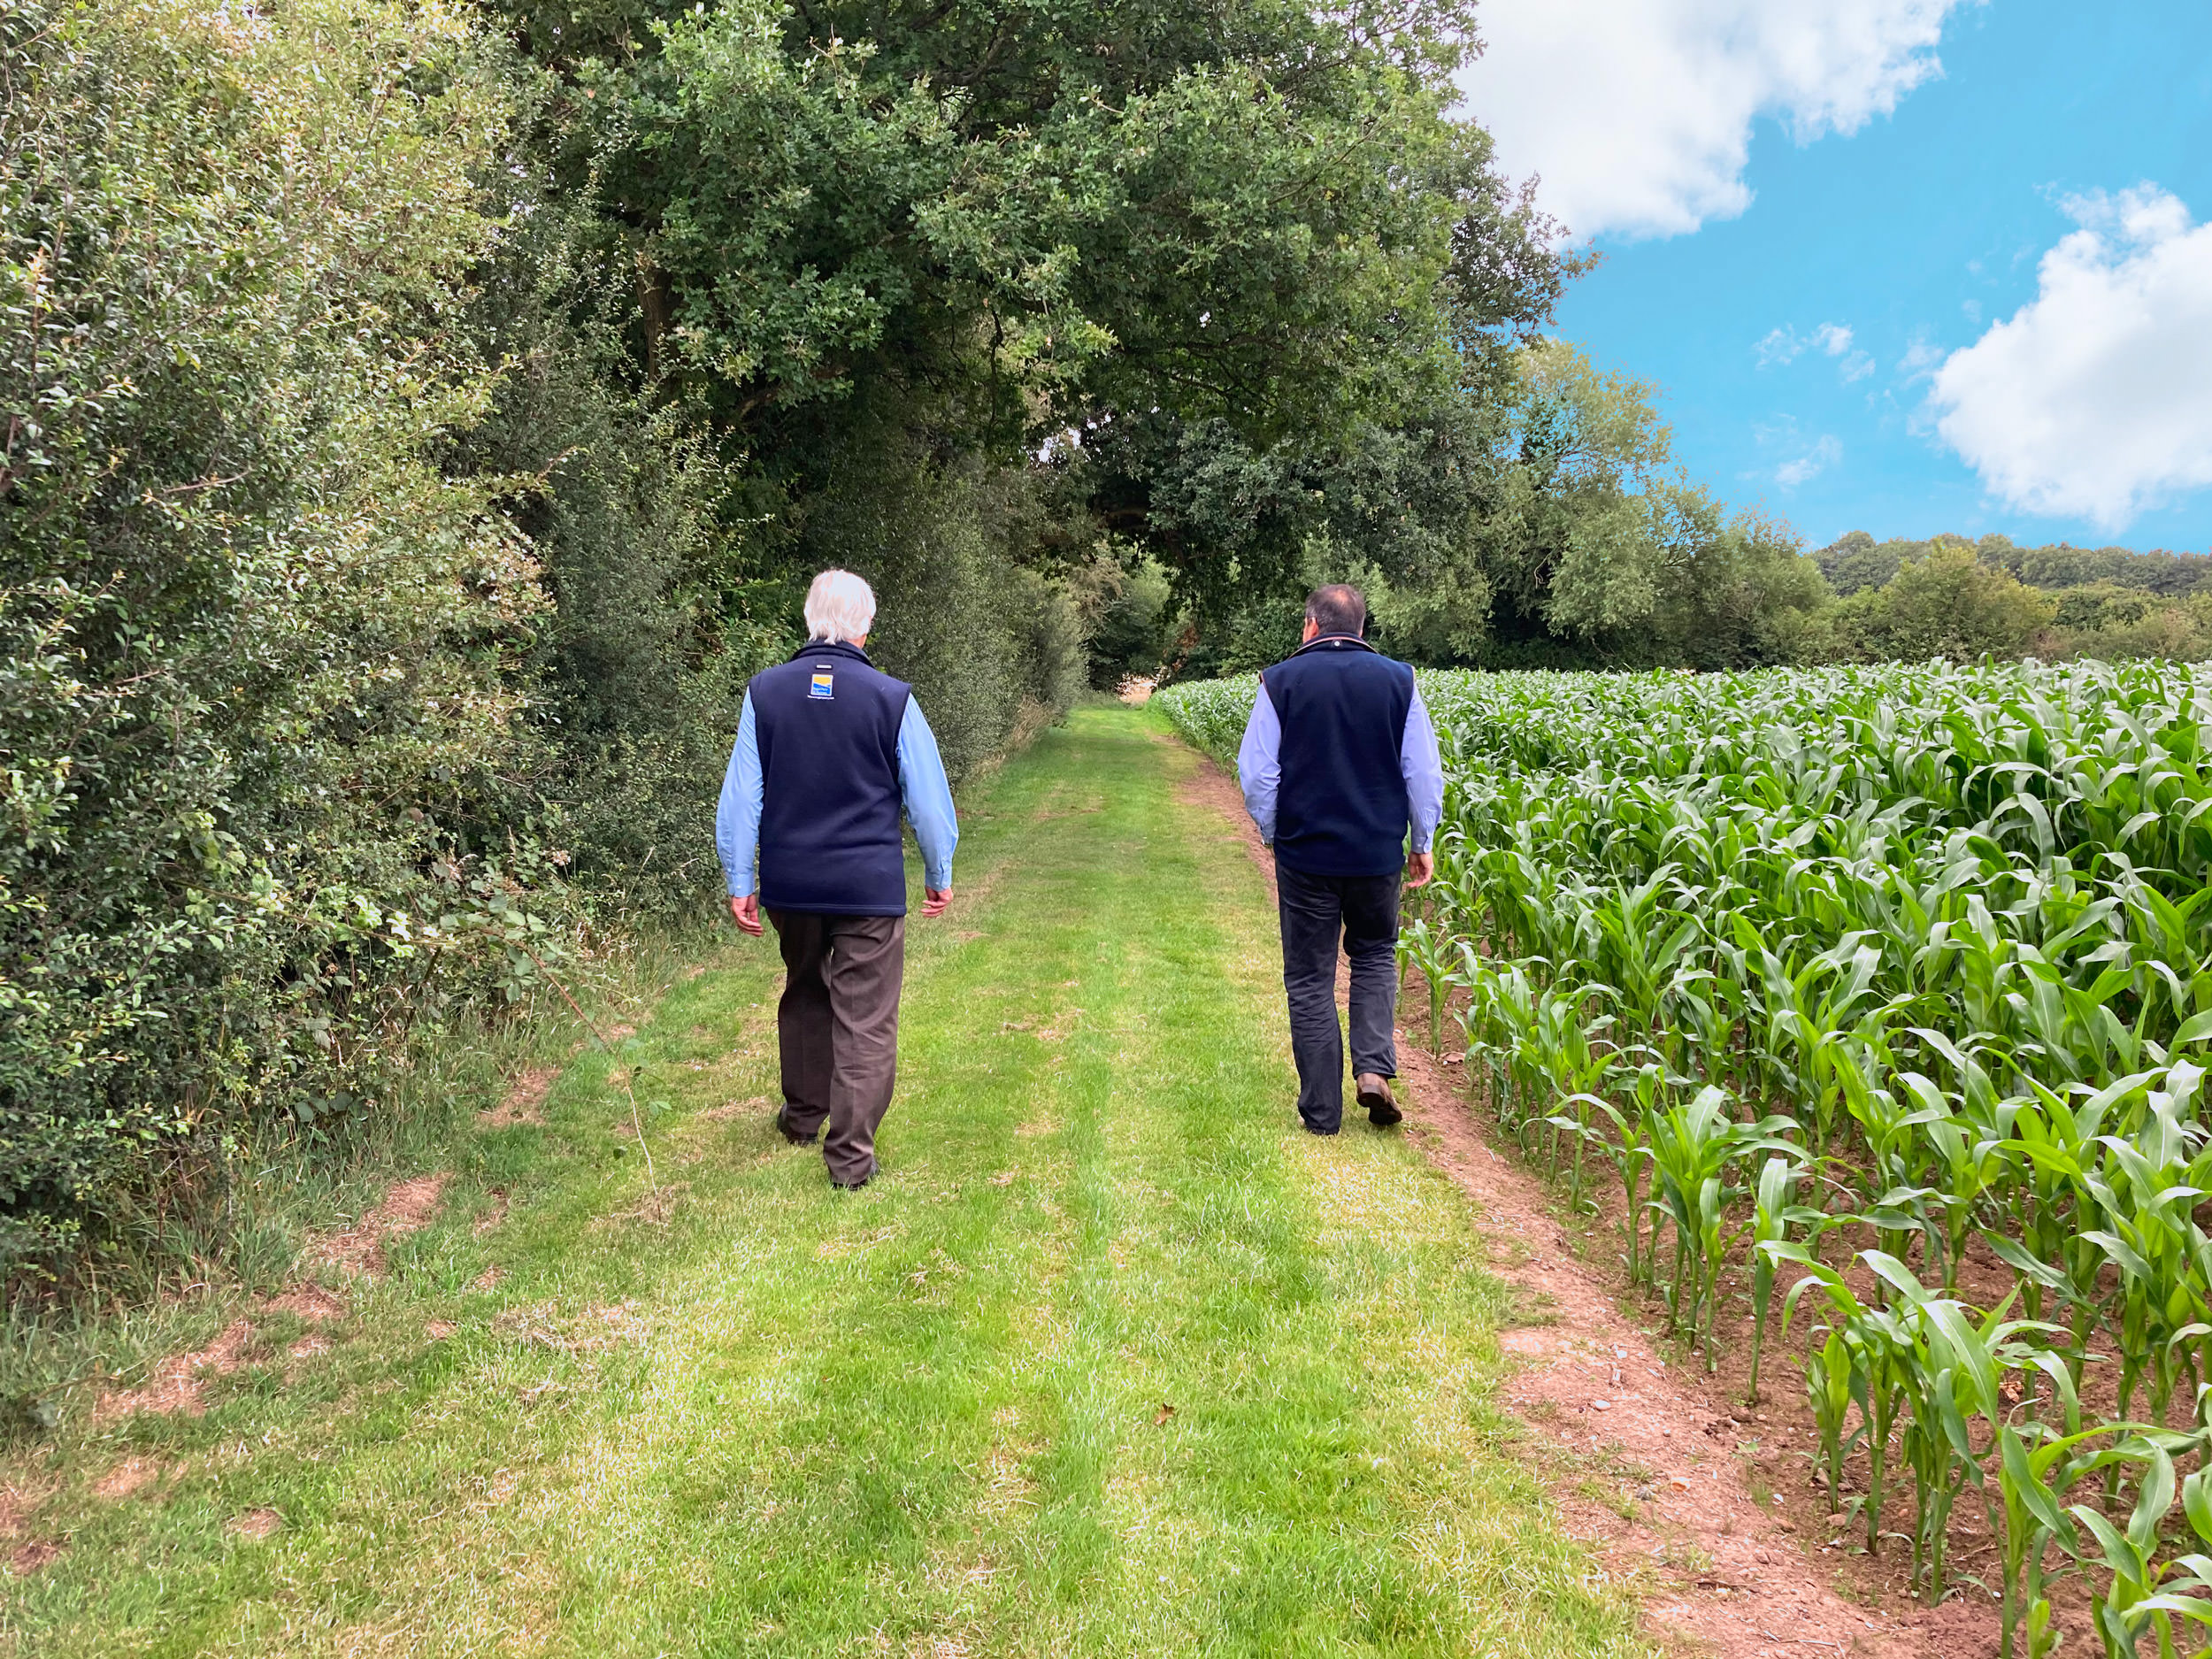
[
  {"xmin": 922, "ymin": 887, "xmax": 953, "ymax": 918},
  {"xmin": 728, "ymin": 893, "xmax": 764, "ymax": 936},
  {"xmin": 1406, "ymin": 851, "xmax": 1434, "ymax": 890}
]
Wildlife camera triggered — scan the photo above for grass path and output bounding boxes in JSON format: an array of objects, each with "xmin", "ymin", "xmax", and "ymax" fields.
[{"xmin": 5, "ymin": 706, "xmax": 1647, "ymax": 1658}]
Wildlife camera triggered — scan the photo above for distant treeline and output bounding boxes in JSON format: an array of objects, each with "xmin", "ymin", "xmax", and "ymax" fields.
[
  {"xmin": 1808, "ymin": 533, "xmax": 2212, "ymax": 666},
  {"xmin": 1131, "ymin": 526, "xmax": 2212, "ymax": 686},
  {"xmin": 1819, "ymin": 532, "xmax": 2212, "ymax": 599}
]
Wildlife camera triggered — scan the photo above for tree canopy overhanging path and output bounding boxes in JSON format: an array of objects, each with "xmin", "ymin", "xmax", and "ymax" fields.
[{"xmin": 10, "ymin": 707, "xmax": 1648, "ymax": 1658}]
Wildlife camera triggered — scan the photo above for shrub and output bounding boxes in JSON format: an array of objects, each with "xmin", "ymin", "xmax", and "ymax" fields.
[
  {"xmin": 1801, "ymin": 546, "xmax": 2055, "ymax": 664},
  {"xmin": 0, "ymin": 0, "xmax": 533, "ymax": 1278},
  {"xmin": 458, "ymin": 200, "xmax": 792, "ymax": 914}
]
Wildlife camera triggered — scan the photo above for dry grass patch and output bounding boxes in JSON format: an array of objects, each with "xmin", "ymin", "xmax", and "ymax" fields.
[
  {"xmin": 92, "ymin": 1456, "xmax": 171, "ymax": 1502},
  {"xmin": 227, "ymin": 1507, "xmax": 283, "ymax": 1539},
  {"xmin": 0, "ymin": 1477, "xmax": 53, "ymax": 1540},
  {"xmin": 493, "ymin": 1301, "xmax": 650, "ymax": 1355},
  {"xmin": 598, "ymin": 1182, "xmax": 687, "ymax": 1229},
  {"xmin": 315, "ymin": 1173, "xmax": 450, "ymax": 1279},
  {"xmin": 815, "ymin": 1225, "xmax": 904, "ymax": 1262},
  {"xmin": 264, "ymin": 1281, "xmax": 347, "ymax": 1323},
  {"xmin": 696, "ymin": 1095, "xmax": 771, "ymax": 1123},
  {"xmin": 94, "ymin": 1317, "xmax": 255, "ymax": 1422},
  {"xmin": 473, "ymin": 1187, "xmax": 511, "ymax": 1237},
  {"xmin": 9, "ymin": 1537, "xmax": 65, "ymax": 1576},
  {"xmin": 480, "ymin": 1065, "xmax": 557, "ymax": 1127}
]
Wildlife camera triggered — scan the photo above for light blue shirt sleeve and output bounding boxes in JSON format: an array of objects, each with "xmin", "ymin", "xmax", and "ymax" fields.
[
  {"xmin": 715, "ymin": 690, "xmax": 764, "ymax": 897},
  {"xmin": 1402, "ymin": 683, "xmax": 1444, "ymax": 855},
  {"xmin": 898, "ymin": 700, "xmax": 958, "ymax": 890},
  {"xmin": 1236, "ymin": 681, "xmax": 1281, "ymax": 845}
]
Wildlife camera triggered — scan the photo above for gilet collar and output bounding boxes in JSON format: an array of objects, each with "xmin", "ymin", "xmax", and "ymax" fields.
[{"xmin": 793, "ymin": 638, "xmax": 874, "ymax": 667}]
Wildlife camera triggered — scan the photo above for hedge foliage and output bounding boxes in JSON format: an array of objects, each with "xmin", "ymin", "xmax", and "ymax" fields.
[
  {"xmin": 0, "ymin": 0, "xmax": 553, "ymax": 1272},
  {"xmin": 0, "ymin": 0, "xmax": 1107, "ymax": 1284}
]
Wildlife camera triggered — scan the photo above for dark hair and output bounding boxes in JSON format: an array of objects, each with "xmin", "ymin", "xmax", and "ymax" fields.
[{"xmin": 1304, "ymin": 583, "xmax": 1367, "ymax": 639}]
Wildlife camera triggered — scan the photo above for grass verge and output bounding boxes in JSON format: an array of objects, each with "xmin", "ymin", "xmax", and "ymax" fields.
[{"xmin": 3, "ymin": 706, "xmax": 1649, "ymax": 1657}]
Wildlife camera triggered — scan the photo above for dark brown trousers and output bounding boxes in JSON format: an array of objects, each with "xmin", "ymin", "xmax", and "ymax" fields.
[{"xmin": 765, "ymin": 910, "xmax": 905, "ymax": 1183}]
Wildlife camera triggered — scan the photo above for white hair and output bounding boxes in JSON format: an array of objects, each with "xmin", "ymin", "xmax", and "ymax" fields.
[{"xmin": 803, "ymin": 568, "xmax": 876, "ymax": 646}]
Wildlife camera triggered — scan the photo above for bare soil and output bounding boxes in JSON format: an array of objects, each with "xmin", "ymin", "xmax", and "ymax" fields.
[{"xmin": 1175, "ymin": 741, "xmax": 1995, "ymax": 1659}]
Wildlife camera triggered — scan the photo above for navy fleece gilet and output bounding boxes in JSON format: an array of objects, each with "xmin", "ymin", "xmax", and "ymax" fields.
[
  {"xmin": 749, "ymin": 641, "xmax": 911, "ymax": 915},
  {"xmin": 1261, "ymin": 637, "xmax": 1415, "ymax": 878}
]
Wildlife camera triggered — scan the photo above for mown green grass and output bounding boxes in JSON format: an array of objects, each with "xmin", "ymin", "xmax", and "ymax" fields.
[{"xmin": 3, "ymin": 706, "xmax": 1648, "ymax": 1657}]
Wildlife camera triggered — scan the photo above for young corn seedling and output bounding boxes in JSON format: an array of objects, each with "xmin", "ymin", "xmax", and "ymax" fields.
[
  {"xmin": 1985, "ymin": 1368, "xmax": 2141, "ymax": 1659},
  {"xmin": 1861, "ymin": 1252, "xmax": 2059, "ymax": 1601},
  {"xmin": 1455, "ymin": 953, "xmax": 1532, "ymax": 1132},
  {"xmin": 1804, "ymin": 1327, "xmax": 1862, "ymax": 1509},
  {"xmin": 1647, "ymin": 1085, "xmax": 1799, "ymax": 1369},
  {"xmin": 1743, "ymin": 925, "xmax": 1887, "ymax": 1155},
  {"xmin": 2072, "ymin": 1443, "xmax": 2212, "ymax": 1659},
  {"xmin": 2078, "ymin": 1073, "xmax": 2212, "ymax": 1422},
  {"xmin": 1899, "ymin": 1028, "xmax": 2022, "ymax": 1280},
  {"xmin": 1747, "ymin": 1155, "xmax": 1828, "ymax": 1405},
  {"xmin": 1778, "ymin": 1249, "xmax": 1910, "ymax": 1555},
  {"xmin": 1588, "ymin": 1061, "xmax": 1671, "ymax": 1288},
  {"xmin": 1529, "ymin": 986, "xmax": 1620, "ymax": 1202},
  {"xmin": 2006, "ymin": 1066, "xmax": 2170, "ymax": 1388},
  {"xmin": 1396, "ymin": 918, "xmax": 1457, "ymax": 1054}
]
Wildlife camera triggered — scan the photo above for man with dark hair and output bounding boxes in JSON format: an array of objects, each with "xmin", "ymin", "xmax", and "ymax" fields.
[
  {"xmin": 1304, "ymin": 582, "xmax": 1368, "ymax": 638},
  {"xmin": 1235, "ymin": 585, "xmax": 1443, "ymax": 1134}
]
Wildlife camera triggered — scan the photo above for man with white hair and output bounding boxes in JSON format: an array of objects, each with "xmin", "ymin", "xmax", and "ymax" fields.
[{"xmin": 715, "ymin": 569, "xmax": 957, "ymax": 1190}]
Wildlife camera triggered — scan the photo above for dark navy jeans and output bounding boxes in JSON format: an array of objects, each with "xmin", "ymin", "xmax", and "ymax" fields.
[{"xmin": 1275, "ymin": 862, "xmax": 1401, "ymax": 1133}]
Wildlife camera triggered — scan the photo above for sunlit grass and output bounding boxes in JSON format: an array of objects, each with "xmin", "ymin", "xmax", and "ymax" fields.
[{"xmin": 3, "ymin": 707, "xmax": 1649, "ymax": 1657}]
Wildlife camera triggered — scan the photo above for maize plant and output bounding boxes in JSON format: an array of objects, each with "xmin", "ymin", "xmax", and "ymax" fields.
[
  {"xmin": 1645, "ymin": 1085, "xmax": 1799, "ymax": 1368},
  {"xmin": 1394, "ymin": 917, "xmax": 1457, "ymax": 1054},
  {"xmin": 2073, "ymin": 1442, "xmax": 2212, "ymax": 1659},
  {"xmin": 1746, "ymin": 1155, "xmax": 1828, "ymax": 1405}
]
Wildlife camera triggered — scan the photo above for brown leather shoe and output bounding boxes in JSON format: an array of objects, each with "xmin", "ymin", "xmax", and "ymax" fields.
[{"xmin": 1356, "ymin": 1073, "xmax": 1402, "ymax": 1127}]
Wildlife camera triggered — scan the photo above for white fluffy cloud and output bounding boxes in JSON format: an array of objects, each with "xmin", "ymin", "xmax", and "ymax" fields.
[
  {"xmin": 1777, "ymin": 435, "xmax": 1842, "ymax": 488},
  {"xmin": 1458, "ymin": 0, "xmax": 1968, "ymax": 241},
  {"xmin": 1751, "ymin": 418, "xmax": 1841, "ymax": 489},
  {"xmin": 1930, "ymin": 187, "xmax": 2212, "ymax": 531},
  {"xmin": 1756, "ymin": 322, "xmax": 1875, "ymax": 380}
]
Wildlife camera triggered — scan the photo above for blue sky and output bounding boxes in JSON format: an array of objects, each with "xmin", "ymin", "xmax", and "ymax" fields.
[{"xmin": 1458, "ymin": 1, "xmax": 2212, "ymax": 555}]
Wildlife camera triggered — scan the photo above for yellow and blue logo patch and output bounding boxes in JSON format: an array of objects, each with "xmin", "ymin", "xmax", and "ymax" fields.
[{"xmin": 809, "ymin": 668, "xmax": 835, "ymax": 701}]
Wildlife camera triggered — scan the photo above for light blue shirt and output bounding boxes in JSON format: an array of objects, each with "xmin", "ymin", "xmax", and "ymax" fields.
[
  {"xmin": 1236, "ymin": 673, "xmax": 1444, "ymax": 854},
  {"xmin": 715, "ymin": 690, "xmax": 959, "ymax": 898}
]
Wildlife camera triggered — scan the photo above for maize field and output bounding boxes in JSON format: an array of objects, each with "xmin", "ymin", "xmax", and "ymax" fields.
[{"xmin": 1159, "ymin": 659, "xmax": 2212, "ymax": 1657}]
